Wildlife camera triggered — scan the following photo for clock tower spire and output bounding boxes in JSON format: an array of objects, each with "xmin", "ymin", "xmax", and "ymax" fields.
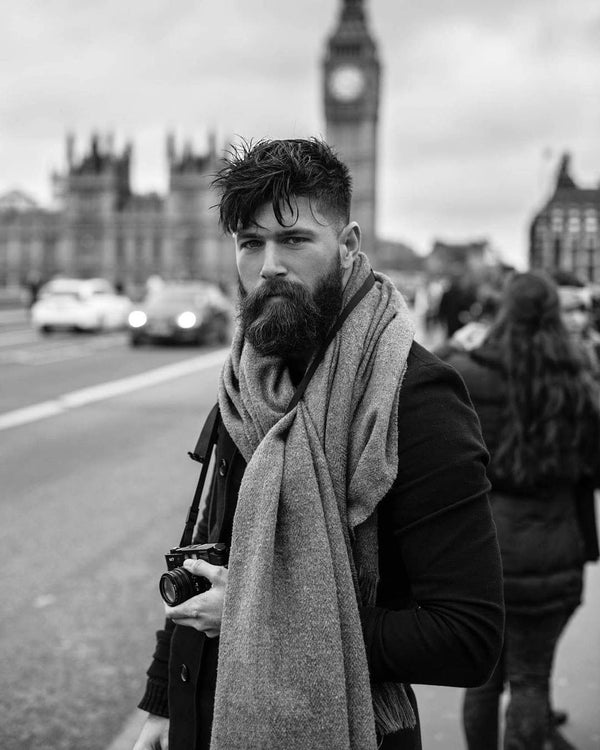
[{"xmin": 323, "ymin": 0, "xmax": 380, "ymax": 257}]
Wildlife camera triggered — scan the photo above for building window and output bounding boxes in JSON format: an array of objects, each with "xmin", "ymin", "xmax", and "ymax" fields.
[
  {"xmin": 568, "ymin": 209, "xmax": 580, "ymax": 233},
  {"xmin": 584, "ymin": 209, "xmax": 598, "ymax": 233},
  {"xmin": 152, "ymin": 235, "xmax": 162, "ymax": 272},
  {"xmin": 551, "ymin": 208, "xmax": 563, "ymax": 232},
  {"xmin": 587, "ymin": 241, "xmax": 596, "ymax": 283},
  {"xmin": 553, "ymin": 237, "xmax": 562, "ymax": 268},
  {"xmin": 134, "ymin": 236, "xmax": 145, "ymax": 282}
]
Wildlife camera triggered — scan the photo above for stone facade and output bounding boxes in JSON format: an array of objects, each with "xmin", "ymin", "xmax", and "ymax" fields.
[
  {"xmin": 529, "ymin": 153, "xmax": 600, "ymax": 284},
  {"xmin": 0, "ymin": 132, "xmax": 236, "ymax": 291}
]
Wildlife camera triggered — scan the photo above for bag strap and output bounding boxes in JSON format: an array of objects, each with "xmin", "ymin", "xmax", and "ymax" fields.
[
  {"xmin": 180, "ymin": 402, "xmax": 221, "ymax": 547},
  {"xmin": 179, "ymin": 271, "xmax": 376, "ymax": 546}
]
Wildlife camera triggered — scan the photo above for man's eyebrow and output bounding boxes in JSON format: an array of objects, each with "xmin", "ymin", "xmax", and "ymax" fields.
[{"xmin": 275, "ymin": 228, "xmax": 318, "ymax": 238}]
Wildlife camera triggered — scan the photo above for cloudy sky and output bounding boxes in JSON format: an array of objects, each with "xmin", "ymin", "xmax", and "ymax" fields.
[{"xmin": 1, "ymin": 0, "xmax": 599, "ymax": 268}]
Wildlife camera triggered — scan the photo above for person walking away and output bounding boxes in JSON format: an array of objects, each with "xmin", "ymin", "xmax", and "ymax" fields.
[{"xmin": 443, "ymin": 271, "xmax": 600, "ymax": 750}]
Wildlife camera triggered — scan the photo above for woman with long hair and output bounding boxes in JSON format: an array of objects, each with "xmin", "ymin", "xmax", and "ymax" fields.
[{"xmin": 444, "ymin": 271, "xmax": 600, "ymax": 750}]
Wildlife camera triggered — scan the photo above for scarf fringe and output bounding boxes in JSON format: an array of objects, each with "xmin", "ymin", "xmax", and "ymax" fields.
[{"xmin": 373, "ymin": 681, "xmax": 417, "ymax": 734}]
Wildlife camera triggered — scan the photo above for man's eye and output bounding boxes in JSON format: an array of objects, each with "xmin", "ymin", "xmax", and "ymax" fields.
[
  {"xmin": 285, "ymin": 236, "xmax": 307, "ymax": 246},
  {"xmin": 239, "ymin": 239, "xmax": 262, "ymax": 250}
]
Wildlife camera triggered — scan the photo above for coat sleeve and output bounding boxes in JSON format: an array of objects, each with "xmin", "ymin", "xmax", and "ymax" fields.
[
  {"xmin": 361, "ymin": 347, "xmax": 504, "ymax": 688},
  {"xmin": 137, "ymin": 474, "xmax": 214, "ymax": 716}
]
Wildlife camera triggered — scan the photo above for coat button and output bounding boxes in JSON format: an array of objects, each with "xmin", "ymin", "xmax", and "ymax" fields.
[
  {"xmin": 180, "ymin": 664, "xmax": 189, "ymax": 682},
  {"xmin": 218, "ymin": 459, "xmax": 228, "ymax": 477}
]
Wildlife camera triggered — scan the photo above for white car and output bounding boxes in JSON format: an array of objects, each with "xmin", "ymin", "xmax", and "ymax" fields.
[{"xmin": 31, "ymin": 278, "xmax": 132, "ymax": 333}]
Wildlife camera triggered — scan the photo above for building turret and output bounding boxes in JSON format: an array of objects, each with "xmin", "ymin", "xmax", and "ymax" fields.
[
  {"xmin": 554, "ymin": 152, "xmax": 577, "ymax": 191},
  {"xmin": 164, "ymin": 132, "xmax": 232, "ymax": 281}
]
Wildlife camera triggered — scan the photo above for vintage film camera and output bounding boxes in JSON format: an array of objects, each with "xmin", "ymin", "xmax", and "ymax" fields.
[{"xmin": 159, "ymin": 542, "xmax": 229, "ymax": 606}]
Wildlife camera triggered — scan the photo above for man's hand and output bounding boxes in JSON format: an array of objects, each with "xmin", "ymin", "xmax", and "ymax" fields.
[
  {"xmin": 132, "ymin": 714, "xmax": 169, "ymax": 750},
  {"xmin": 164, "ymin": 558, "xmax": 228, "ymax": 638}
]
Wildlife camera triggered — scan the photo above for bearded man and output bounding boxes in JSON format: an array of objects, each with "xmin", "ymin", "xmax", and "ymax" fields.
[{"xmin": 133, "ymin": 138, "xmax": 504, "ymax": 750}]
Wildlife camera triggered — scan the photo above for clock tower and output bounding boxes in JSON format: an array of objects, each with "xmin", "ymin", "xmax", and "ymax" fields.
[{"xmin": 323, "ymin": 0, "xmax": 380, "ymax": 257}]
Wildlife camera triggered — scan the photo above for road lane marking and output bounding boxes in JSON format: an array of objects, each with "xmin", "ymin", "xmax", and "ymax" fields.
[
  {"xmin": 0, "ymin": 348, "xmax": 228, "ymax": 431},
  {"xmin": 0, "ymin": 401, "xmax": 64, "ymax": 429}
]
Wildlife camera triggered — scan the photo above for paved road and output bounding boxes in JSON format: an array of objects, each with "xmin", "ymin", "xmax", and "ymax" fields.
[
  {"xmin": 0, "ymin": 323, "xmax": 227, "ymax": 750},
  {"xmin": 1, "ymin": 318, "xmax": 598, "ymax": 749}
]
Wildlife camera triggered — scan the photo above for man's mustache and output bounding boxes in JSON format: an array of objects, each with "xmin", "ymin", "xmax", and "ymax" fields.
[{"xmin": 240, "ymin": 279, "xmax": 310, "ymax": 305}]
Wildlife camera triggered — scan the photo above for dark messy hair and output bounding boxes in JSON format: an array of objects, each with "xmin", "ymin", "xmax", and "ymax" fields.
[
  {"xmin": 211, "ymin": 138, "xmax": 352, "ymax": 234},
  {"xmin": 485, "ymin": 271, "xmax": 599, "ymax": 485}
]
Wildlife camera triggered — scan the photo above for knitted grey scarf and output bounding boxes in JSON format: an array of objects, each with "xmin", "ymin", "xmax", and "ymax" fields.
[{"xmin": 213, "ymin": 253, "xmax": 416, "ymax": 749}]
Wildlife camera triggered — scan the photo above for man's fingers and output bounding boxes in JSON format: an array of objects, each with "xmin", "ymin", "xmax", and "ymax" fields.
[
  {"xmin": 183, "ymin": 557, "xmax": 222, "ymax": 582},
  {"xmin": 165, "ymin": 597, "xmax": 203, "ymax": 620}
]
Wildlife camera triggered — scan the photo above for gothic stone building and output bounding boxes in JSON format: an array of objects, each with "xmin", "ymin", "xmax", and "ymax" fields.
[
  {"xmin": 2, "ymin": 0, "xmax": 387, "ymax": 290},
  {"xmin": 530, "ymin": 153, "xmax": 600, "ymax": 284},
  {"xmin": 0, "ymin": 132, "xmax": 235, "ymax": 291}
]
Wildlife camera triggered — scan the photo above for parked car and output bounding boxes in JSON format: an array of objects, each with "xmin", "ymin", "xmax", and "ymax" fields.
[
  {"xmin": 31, "ymin": 278, "xmax": 132, "ymax": 333},
  {"xmin": 127, "ymin": 281, "xmax": 232, "ymax": 346}
]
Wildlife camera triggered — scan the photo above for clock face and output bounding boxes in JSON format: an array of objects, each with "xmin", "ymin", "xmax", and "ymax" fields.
[{"xmin": 328, "ymin": 65, "xmax": 366, "ymax": 102}]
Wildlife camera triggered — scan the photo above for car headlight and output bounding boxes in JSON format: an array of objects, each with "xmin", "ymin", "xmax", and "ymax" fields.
[
  {"xmin": 177, "ymin": 311, "xmax": 197, "ymax": 329},
  {"xmin": 128, "ymin": 310, "xmax": 147, "ymax": 328}
]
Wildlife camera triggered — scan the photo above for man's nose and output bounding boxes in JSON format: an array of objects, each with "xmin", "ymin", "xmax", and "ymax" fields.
[{"xmin": 260, "ymin": 243, "xmax": 287, "ymax": 280}]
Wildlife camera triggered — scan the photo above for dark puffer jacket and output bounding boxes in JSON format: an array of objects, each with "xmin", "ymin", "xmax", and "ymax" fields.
[{"xmin": 445, "ymin": 341, "xmax": 599, "ymax": 615}]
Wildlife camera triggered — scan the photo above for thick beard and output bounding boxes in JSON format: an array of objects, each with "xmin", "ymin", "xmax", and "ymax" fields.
[{"xmin": 238, "ymin": 260, "xmax": 344, "ymax": 358}]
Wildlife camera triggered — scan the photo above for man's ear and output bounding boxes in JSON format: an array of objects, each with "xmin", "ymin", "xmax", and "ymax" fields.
[{"xmin": 338, "ymin": 221, "xmax": 361, "ymax": 270}]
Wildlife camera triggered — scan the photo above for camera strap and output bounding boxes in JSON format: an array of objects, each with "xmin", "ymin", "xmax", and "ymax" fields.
[
  {"xmin": 181, "ymin": 402, "xmax": 220, "ymax": 547},
  {"xmin": 180, "ymin": 270, "xmax": 376, "ymax": 547}
]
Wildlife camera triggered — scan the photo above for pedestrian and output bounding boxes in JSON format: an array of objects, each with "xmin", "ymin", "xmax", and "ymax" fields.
[
  {"xmin": 551, "ymin": 270, "xmax": 600, "ymax": 730},
  {"xmin": 553, "ymin": 270, "xmax": 600, "ymax": 378},
  {"xmin": 443, "ymin": 271, "xmax": 600, "ymax": 750},
  {"xmin": 435, "ymin": 274, "xmax": 478, "ymax": 338},
  {"xmin": 434, "ymin": 287, "xmax": 504, "ymax": 359},
  {"xmin": 132, "ymin": 138, "xmax": 504, "ymax": 750}
]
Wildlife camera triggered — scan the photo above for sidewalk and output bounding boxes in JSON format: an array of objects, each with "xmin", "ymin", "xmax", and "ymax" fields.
[{"xmin": 415, "ymin": 523, "xmax": 600, "ymax": 749}]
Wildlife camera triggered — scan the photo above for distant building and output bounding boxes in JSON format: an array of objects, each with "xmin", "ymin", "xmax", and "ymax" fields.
[
  {"xmin": 0, "ymin": 190, "xmax": 39, "ymax": 212},
  {"xmin": 0, "ymin": 190, "xmax": 61, "ymax": 288},
  {"xmin": 529, "ymin": 153, "xmax": 600, "ymax": 283},
  {"xmin": 0, "ymin": 132, "xmax": 235, "ymax": 290},
  {"xmin": 375, "ymin": 238, "xmax": 424, "ymax": 273},
  {"xmin": 426, "ymin": 239, "xmax": 494, "ymax": 278},
  {"xmin": 323, "ymin": 0, "xmax": 380, "ymax": 260}
]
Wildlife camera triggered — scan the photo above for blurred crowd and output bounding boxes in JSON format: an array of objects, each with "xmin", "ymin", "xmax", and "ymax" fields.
[{"xmin": 424, "ymin": 266, "xmax": 600, "ymax": 750}]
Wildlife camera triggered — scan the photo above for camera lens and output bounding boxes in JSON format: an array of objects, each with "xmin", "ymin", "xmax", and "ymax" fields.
[{"xmin": 159, "ymin": 567, "xmax": 195, "ymax": 606}]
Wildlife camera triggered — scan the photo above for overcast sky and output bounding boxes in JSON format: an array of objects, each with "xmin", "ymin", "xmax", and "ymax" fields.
[{"xmin": 1, "ymin": 0, "xmax": 599, "ymax": 268}]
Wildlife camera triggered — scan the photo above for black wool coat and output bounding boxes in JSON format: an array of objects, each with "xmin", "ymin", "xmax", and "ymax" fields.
[
  {"xmin": 444, "ymin": 342, "xmax": 600, "ymax": 616},
  {"xmin": 139, "ymin": 342, "xmax": 504, "ymax": 750}
]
